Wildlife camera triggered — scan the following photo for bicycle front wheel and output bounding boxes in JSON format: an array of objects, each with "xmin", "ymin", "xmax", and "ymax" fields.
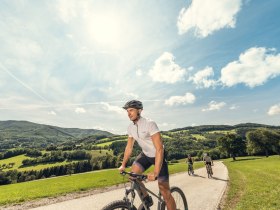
[
  {"xmin": 161, "ymin": 186, "xmax": 188, "ymax": 210},
  {"xmin": 101, "ymin": 200, "xmax": 137, "ymax": 210}
]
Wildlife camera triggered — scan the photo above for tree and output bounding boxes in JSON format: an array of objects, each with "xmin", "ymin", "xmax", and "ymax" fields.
[
  {"xmin": 217, "ymin": 133, "xmax": 246, "ymax": 160},
  {"xmin": 246, "ymin": 129, "xmax": 280, "ymax": 157}
]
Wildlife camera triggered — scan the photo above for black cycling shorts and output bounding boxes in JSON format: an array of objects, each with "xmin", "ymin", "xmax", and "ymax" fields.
[
  {"xmin": 206, "ymin": 161, "xmax": 212, "ymax": 165},
  {"xmin": 133, "ymin": 152, "xmax": 169, "ymax": 182}
]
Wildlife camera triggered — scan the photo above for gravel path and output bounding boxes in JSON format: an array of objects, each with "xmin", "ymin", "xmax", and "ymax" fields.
[{"xmin": 4, "ymin": 161, "xmax": 228, "ymax": 210}]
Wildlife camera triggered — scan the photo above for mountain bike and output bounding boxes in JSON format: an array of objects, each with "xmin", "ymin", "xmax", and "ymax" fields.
[
  {"xmin": 205, "ymin": 163, "xmax": 213, "ymax": 178},
  {"xmin": 101, "ymin": 171, "xmax": 188, "ymax": 210},
  {"xmin": 187, "ymin": 163, "xmax": 194, "ymax": 176}
]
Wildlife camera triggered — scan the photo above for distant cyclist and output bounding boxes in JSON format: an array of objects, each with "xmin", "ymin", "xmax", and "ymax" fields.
[
  {"xmin": 186, "ymin": 154, "xmax": 194, "ymax": 175},
  {"xmin": 203, "ymin": 153, "xmax": 213, "ymax": 175}
]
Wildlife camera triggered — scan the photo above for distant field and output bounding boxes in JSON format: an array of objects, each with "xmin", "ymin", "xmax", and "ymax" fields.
[
  {"xmin": 0, "ymin": 154, "xmax": 30, "ymax": 171},
  {"xmin": 0, "ymin": 161, "xmax": 204, "ymax": 206},
  {"xmin": 208, "ymin": 129, "xmax": 236, "ymax": 134},
  {"xmin": 90, "ymin": 149, "xmax": 113, "ymax": 156},
  {"xmin": 96, "ymin": 140, "xmax": 126, "ymax": 147},
  {"xmin": 191, "ymin": 134, "xmax": 206, "ymax": 140},
  {"xmin": 0, "ymin": 155, "xmax": 80, "ymax": 172},
  {"xmin": 0, "ymin": 150, "xmax": 112, "ymax": 172},
  {"xmin": 222, "ymin": 156, "xmax": 280, "ymax": 210}
]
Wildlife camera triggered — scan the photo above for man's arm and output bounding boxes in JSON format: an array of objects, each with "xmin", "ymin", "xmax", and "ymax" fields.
[
  {"xmin": 119, "ymin": 137, "xmax": 135, "ymax": 171},
  {"xmin": 149, "ymin": 132, "xmax": 164, "ymax": 181}
]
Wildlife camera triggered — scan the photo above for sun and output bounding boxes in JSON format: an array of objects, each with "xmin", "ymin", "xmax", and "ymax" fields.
[{"xmin": 88, "ymin": 12, "xmax": 123, "ymax": 49}]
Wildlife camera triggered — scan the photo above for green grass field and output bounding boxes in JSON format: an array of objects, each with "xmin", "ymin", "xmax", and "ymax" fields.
[
  {"xmin": 2, "ymin": 156, "xmax": 279, "ymax": 209},
  {"xmin": 0, "ymin": 154, "xmax": 30, "ymax": 171},
  {"xmin": 95, "ymin": 140, "xmax": 126, "ymax": 147},
  {"xmin": 0, "ymin": 161, "xmax": 203, "ymax": 206},
  {"xmin": 0, "ymin": 150, "xmax": 112, "ymax": 172},
  {"xmin": 222, "ymin": 155, "xmax": 280, "ymax": 210},
  {"xmin": 191, "ymin": 134, "xmax": 206, "ymax": 140},
  {"xmin": 208, "ymin": 129, "xmax": 236, "ymax": 134}
]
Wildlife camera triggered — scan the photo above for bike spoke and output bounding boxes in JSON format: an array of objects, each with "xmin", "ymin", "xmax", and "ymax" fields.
[{"xmin": 172, "ymin": 192, "xmax": 185, "ymax": 209}]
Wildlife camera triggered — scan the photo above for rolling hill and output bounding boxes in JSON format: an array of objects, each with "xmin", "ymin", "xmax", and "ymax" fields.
[{"xmin": 0, "ymin": 120, "xmax": 113, "ymax": 150}]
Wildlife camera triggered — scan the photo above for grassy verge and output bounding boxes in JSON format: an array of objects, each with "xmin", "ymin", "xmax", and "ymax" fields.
[
  {"xmin": 222, "ymin": 155, "xmax": 280, "ymax": 210},
  {"xmin": 0, "ymin": 161, "xmax": 203, "ymax": 206}
]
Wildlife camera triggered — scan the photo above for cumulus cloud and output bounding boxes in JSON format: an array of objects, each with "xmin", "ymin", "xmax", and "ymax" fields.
[
  {"xmin": 189, "ymin": 66, "xmax": 218, "ymax": 88},
  {"xmin": 202, "ymin": 101, "xmax": 226, "ymax": 111},
  {"xmin": 75, "ymin": 107, "xmax": 86, "ymax": 114},
  {"xmin": 165, "ymin": 92, "xmax": 196, "ymax": 106},
  {"xmin": 220, "ymin": 47, "xmax": 280, "ymax": 87},
  {"xmin": 149, "ymin": 52, "xmax": 187, "ymax": 84},
  {"xmin": 177, "ymin": 0, "xmax": 242, "ymax": 37},
  {"xmin": 100, "ymin": 102, "xmax": 123, "ymax": 114},
  {"xmin": 268, "ymin": 104, "xmax": 280, "ymax": 116}
]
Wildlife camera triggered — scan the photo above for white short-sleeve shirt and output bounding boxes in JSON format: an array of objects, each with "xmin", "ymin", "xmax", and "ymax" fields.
[{"xmin": 127, "ymin": 117, "xmax": 160, "ymax": 157}]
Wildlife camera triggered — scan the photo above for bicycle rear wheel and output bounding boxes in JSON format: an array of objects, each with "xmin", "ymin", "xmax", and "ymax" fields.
[
  {"xmin": 160, "ymin": 186, "xmax": 188, "ymax": 210},
  {"xmin": 206, "ymin": 165, "xmax": 212, "ymax": 178},
  {"xmin": 101, "ymin": 200, "xmax": 137, "ymax": 210},
  {"xmin": 187, "ymin": 167, "xmax": 191, "ymax": 176}
]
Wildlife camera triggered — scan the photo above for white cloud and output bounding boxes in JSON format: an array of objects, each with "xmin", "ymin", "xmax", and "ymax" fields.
[
  {"xmin": 55, "ymin": 0, "xmax": 82, "ymax": 23},
  {"xmin": 220, "ymin": 47, "xmax": 280, "ymax": 87},
  {"xmin": 125, "ymin": 92, "xmax": 139, "ymax": 99},
  {"xmin": 149, "ymin": 52, "xmax": 187, "ymax": 84},
  {"xmin": 165, "ymin": 92, "xmax": 196, "ymax": 106},
  {"xmin": 229, "ymin": 104, "xmax": 239, "ymax": 110},
  {"xmin": 136, "ymin": 69, "xmax": 143, "ymax": 76},
  {"xmin": 268, "ymin": 104, "xmax": 280, "ymax": 116},
  {"xmin": 75, "ymin": 107, "xmax": 86, "ymax": 114},
  {"xmin": 48, "ymin": 111, "xmax": 57, "ymax": 116},
  {"xmin": 92, "ymin": 125, "xmax": 105, "ymax": 131},
  {"xmin": 202, "ymin": 101, "xmax": 226, "ymax": 111},
  {"xmin": 189, "ymin": 66, "xmax": 217, "ymax": 88},
  {"xmin": 177, "ymin": 0, "xmax": 242, "ymax": 37},
  {"xmin": 100, "ymin": 102, "xmax": 123, "ymax": 114}
]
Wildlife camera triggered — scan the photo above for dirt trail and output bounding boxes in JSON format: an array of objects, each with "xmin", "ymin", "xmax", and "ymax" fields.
[{"xmin": 4, "ymin": 161, "xmax": 228, "ymax": 210}]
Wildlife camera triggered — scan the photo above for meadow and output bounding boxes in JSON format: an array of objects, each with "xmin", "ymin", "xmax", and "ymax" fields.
[
  {"xmin": 0, "ymin": 150, "xmax": 111, "ymax": 172},
  {"xmin": 222, "ymin": 155, "xmax": 280, "ymax": 210},
  {"xmin": 1, "ymin": 156, "xmax": 279, "ymax": 209},
  {"xmin": 0, "ymin": 161, "xmax": 203, "ymax": 206}
]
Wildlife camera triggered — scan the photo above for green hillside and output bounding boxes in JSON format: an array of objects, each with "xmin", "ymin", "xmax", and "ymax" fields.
[{"xmin": 0, "ymin": 120, "xmax": 113, "ymax": 150}]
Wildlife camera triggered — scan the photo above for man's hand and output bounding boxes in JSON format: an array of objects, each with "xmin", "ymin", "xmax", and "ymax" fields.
[
  {"xmin": 118, "ymin": 165, "xmax": 126, "ymax": 172},
  {"xmin": 147, "ymin": 172, "xmax": 158, "ymax": 181}
]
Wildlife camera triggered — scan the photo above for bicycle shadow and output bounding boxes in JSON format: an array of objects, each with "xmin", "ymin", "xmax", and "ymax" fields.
[
  {"xmin": 190, "ymin": 173, "xmax": 206, "ymax": 179},
  {"xmin": 210, "ymin": 176, "xmax": 229, "ymax": 182}
]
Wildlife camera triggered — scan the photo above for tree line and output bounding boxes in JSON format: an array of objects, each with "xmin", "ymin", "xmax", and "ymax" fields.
[{"xmin": 0, "ymin": 154, "xmax": 118, "ymax": 185}]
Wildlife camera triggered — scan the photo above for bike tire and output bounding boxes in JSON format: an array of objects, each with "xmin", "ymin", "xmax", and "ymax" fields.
[
  {"xmin": 187, "ymin": 168, "xmax": 191, "ymax": 176},
  {"xmin": 160, "ymin": 186, "xmax": 188, "ymax": 210},
  {"xmin": 101, "ymin": 200, "xmax": 137, "ymax": 210}
]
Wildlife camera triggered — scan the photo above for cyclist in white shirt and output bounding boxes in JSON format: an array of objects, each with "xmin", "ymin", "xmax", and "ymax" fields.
[
  {"xmin": 203, "ymin": 153, "xmax": 214, "ymax": 175},
  {"xmin": 119, "ymin": 100, "xmax": 176, "ymax": 210}
]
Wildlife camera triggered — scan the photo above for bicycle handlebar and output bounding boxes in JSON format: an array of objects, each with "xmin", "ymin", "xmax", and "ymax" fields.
[{"xmin": 120, "ymin": 171, "xmax": 148, "ymax": 181}]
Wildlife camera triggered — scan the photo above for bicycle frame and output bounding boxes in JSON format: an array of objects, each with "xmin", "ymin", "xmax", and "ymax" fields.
[
  {"xmin": 122, "ymin": 172, "xmax": 165, "ymax": 210},
  {"xmin": 205, "ymin": 164, "xmax": 212, "ymax": 177}
]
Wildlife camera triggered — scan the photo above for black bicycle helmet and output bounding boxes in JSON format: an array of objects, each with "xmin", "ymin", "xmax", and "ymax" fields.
[{"xmin": 123, "ymin": 100, "xmax": 143, "ymax": 110}]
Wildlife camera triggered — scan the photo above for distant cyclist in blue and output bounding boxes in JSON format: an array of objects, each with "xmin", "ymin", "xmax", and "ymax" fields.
[{"xmin": 119, "ymin": 100, "xmax": 176, "ymax": 210}]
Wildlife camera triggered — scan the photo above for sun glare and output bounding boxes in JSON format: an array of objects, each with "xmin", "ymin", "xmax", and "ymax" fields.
[{"xmin": 89, "ymin": 13, "xmax": 123, "ymax": 49}]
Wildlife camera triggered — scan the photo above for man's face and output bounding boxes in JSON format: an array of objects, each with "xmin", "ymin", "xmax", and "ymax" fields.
[{"xmin": 126, "ymin": 108, "xmax": 141, "ymax": 121}]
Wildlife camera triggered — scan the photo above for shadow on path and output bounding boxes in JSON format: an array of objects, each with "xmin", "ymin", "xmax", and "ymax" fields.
[
  {"xmin": 191, "ymin": 174, "xmax": 206, "ymax": 179},
  {"xmin": 211, "ymin": 176, "xmax": 229, "ymax": 182}
]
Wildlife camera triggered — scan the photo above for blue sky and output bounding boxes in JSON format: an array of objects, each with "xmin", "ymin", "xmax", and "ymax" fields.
[{"xmin": 0, "ymin": 0, "xmax": 280, "ymax": 134}]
